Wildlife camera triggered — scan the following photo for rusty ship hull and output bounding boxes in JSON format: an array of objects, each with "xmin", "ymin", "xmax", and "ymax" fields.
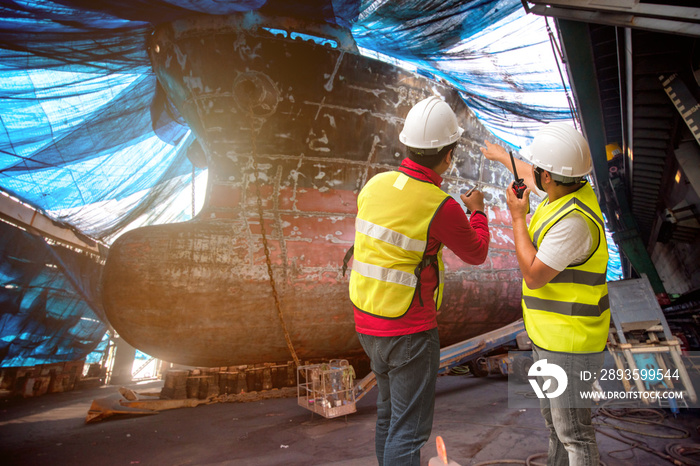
[{"xmin": 102, "ymin": 13, "xmax": 522, "ymax": 367}]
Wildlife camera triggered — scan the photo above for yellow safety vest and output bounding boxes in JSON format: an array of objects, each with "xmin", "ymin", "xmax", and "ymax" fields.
[
  {"xmin": 349, "ymin": 171, "xmax": 450, "ymax": 318},
  {"xmin": 522, "ymin": 182, "xmax": 611, "ymax": 353}
]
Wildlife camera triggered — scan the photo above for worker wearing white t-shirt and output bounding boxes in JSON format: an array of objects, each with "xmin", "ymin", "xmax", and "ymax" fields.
[
  {"xmin": 480, "ymin": 123, "xmax": 610, "ymax": 466},
  {"xmin": 529, "ymin": 186, "xmax": 595, "ymax": 273}
]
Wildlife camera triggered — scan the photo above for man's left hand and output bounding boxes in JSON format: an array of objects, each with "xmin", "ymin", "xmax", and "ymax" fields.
[{"xmin": 506, "ymin": 181, "xmax": 530, "ymax": 218}]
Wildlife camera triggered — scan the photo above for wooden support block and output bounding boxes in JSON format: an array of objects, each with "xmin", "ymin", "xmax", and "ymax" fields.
[
  {"xmin": 160, "ymin": 370, "xmax": 189, "ymax": 399},
  {"xmin": 236, "ymin": 371, "xmax": 247, "ymax": 394}
]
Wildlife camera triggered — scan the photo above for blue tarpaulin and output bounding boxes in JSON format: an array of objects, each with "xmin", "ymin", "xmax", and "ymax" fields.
[{"xmin": 0, "ymin": 0, "xmax": 579, "ymax": 367}]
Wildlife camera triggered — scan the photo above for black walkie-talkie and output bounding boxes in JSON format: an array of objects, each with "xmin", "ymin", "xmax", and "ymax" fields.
[{"xmin": 510, "ymin": 151, "xmax": 527, "ymax": 199}]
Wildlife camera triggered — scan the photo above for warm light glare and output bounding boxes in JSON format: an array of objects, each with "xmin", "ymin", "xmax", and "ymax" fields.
[{"xmin": 675, "ymin": 170, "xmax": 681, "ymax": 183}]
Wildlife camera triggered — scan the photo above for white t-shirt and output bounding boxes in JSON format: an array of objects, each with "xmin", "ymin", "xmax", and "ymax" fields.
[{"xmin": 535, "ymin": 212, "xmax": 594, "ymax": 272}]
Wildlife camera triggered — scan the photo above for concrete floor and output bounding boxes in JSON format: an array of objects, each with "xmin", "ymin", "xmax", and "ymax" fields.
[{"xmin": 1, "ymin": 373, "xmax": 699, "ymax": 465}]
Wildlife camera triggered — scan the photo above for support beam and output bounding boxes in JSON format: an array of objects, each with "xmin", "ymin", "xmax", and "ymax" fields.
[
  {"xmin": 555, "ymin": 18, "xmax": 667, "ymax": 296},
  {"xmin": 0, "ymin": 190, "xmax": 105, "ymax": 255},
  {"xmin": 610, "ymin": 177, "xmax": 667, "ymax": 295},
  {"xmin": 109, "ymin": 335, "xmax": 137, "ymax": 386},
  {"xmin": 525, "ymin": 1, "xmax": 700, "ymax": 37}
]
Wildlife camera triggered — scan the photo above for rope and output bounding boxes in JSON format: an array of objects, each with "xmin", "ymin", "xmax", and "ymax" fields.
[
  {"xmin": 248, "ymin": 108, "xmax": 301, "ymax": 368},
  {"xmin": 473, "ymin": 452, "xmax": 605, "ymax": 466},
  {"xmin": 666, "ymin": 444, "xmax": 700, "ymax": 466},
  {"xmin": 592, "ymin": 402, "xmax": 691, "ymax": 465},
  {"xmin": 594, "ymin": 404, "xmax": 690, "ymax": 440},
  {"xmin": 594, "ymin": 427, "xmax": 686, "ymax": 465},
  {"xmin": 466, "ymin": 400, "xmax": 693, "ymax": 466},
  {"xmin": 447, "ymin": 365, "xmax": 470, "ymax": 375},
  {"xmin": 544, "ymin": 16, "xmax": 579, "ymax": 128}
]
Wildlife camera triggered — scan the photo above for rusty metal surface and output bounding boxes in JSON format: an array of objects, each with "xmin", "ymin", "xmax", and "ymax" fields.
[{"xmin": 102, "ymin": 13, "xmax": 526, "ymax": 367}]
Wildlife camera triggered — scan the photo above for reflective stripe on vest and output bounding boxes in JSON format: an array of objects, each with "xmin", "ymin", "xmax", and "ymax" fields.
[
  {"xmin": 351, "ymin": 259, "xmax": 417, "ymax": 288},
  {"xmin": 355, "ymin": 217, "xmax": 426, "ymax": 252},
  {"xmin": 522, "ymin": 182, "xmax": 611, "ymax": 353},
  {"xmin": 349, "ymin": 170, "xmax": 449, "ymax": 318},
  {"xmin": 531, "ymin": 197, "xmax": 604, "ymax": 246}
]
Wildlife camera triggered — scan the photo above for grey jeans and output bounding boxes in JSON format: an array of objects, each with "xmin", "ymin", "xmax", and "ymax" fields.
[
  {"xmin": 357, "ymin": 328, "xmax": 440, "ymax": 466},
  {"xmin": 532, "ymin": 344, "xmax": 605, "ymax": 466}
]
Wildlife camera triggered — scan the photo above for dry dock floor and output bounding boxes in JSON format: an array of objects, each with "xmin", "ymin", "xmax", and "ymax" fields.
[{"xmin": 1, "ymin": 372, "xmax": 699, "ymax": 465}]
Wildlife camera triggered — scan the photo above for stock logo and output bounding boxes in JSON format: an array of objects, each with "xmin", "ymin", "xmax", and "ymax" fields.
[{"xmin": 528, "ymin": 359, "xmax": 568, "ymax": 399}]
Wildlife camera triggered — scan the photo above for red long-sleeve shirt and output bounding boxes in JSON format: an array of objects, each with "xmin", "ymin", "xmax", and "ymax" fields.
[{"xmin": 353, "ymin": 158, "xmax": 490, "ymax": 336}]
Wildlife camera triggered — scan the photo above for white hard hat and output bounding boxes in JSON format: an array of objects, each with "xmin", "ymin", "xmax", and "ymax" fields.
[
  {"xmin": 520, "ymin": 122, "xmax": 592, "ymax": 177},
  {"xmin": 399, "ymin": 96, "xmax": 464, "ymax": 153}
]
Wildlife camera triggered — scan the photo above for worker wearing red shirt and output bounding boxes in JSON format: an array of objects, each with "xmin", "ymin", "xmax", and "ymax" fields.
[{"xmin": 347, "ymin": 96, "xmax": 490, "ymax": 466}]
